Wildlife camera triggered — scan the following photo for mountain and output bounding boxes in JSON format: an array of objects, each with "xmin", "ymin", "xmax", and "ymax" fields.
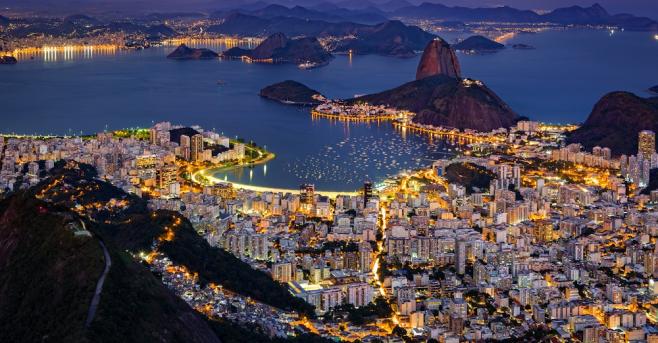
[
  {"xmin": 332, "ymin": 20, "xmax": 436, "ymax": 57},
  {"xmin": 260, "ymin": 80, "xmax": 323, "ymax": 105},
  {"xmin": 222, "ymin": 47, "xmax": 252, "ymax": 58},
  {"xmin": 229, "ymin": 33, "xmax": 333, "ymax": 65},
  {"xmin": 543, "ymin": 3, "xmax": 610, "ymax": 24},
  {"xmin": 167, "ymin": 44, "xmax": 219, "ymax": 60},
  {"xmin": 567, "ymin": 92, "xmax": 658, "ymax": 156},
  {"xmin": 416, "ymin": 38, "xmax": 461, "ymax": 80},
  {"xmin": 453, "ymin": 35, "xmax": 505, "ymax": 52},
  {"xmin": 208, "ymin": 15, "xmax": 433, "ymax": 56},
  {"xmin": 394, "ymin": 3, "xmax": 658, "ymax": 31},
  {"xmin": 29, "ymin": 162, "xmax": 315, "ymax": 316},
  {"xmin": 395, "ymin": 3, "xmax": 541, "ymax": 22},
  {"xmin": 379, "ymin": 0, "xmax": 413, "ymax": 12},
  {"xmin": 207, "ymin": 13, "xmax": 362, "ymax": 37},
  {"xmin": 251, "ymin": 32, "xmax": 289, "ymax": 59},
  {"xmin": 352, "ymin": 75, "xmax": 517, "ymax": 131},
  {"xmin": 0, "ymin": 192, "xmax": 221, "ymax": 343},
  {"xmin": 211, "ymin": 4, "xmax": 386, "ymax": 24}
]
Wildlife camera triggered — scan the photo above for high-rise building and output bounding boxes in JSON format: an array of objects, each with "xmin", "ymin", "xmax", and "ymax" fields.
[
  {"xmin": 191, "ymin": 134, "xmax": 203, "ymax": 162},
  {"xmin": 149, "ymin": 128, "xmax": 158, "ymax": 145},
  {"xmin": 157, "ymin": 164, "xmax": 178, "ymax": 189},
  {"xmin": 300, "ymin": 183, "xmax": 315, "ymax": 205},
  {"xmin": 455, "ymin": 239, "xmax": 466, "ymax": 275},
  {"xmin": 180, "ymin": 135, "xmax": 191, "ymax": 161},
  {"xmin": 272, "ymin": 262, "xmax": 293, "ymax": 283},
  {"xmin": 363, "ymin": 181, "xmax": 373, "ymax": 207},
  {"xmin": 639, "ymin": 130, "xmax": 656, "ymax": 158}
]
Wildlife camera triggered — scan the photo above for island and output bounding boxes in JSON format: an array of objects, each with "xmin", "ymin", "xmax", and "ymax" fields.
[
  {"xmin": 453, "ymin": 35, "xmax": 505, "ymax": 53},
  {"xmin": 0, "ymin": 55, "xmax": 18, "ymax": 64},
  {"xmin": 512, "ymin": 43, "xmax": 535, "ymax": 50},
  {"xmin": 259, "ymin": 80, "xmax": 325, "ymax": 106},
  {"xmin": 166, "ymin": 44, "xmax": 219, "ymax": 60},
  {"xmin": 567, "ymin": 91, "xmax": 658, "ymax": 155},
  {"xmin": 348, "ymin": 38, "xmax": 518, "ymax": 131},
  {"xmin": 222, "ymin": 33, "xmax": 333, "ymax": 67},
  {"xmin": 331, "ymin": 20, "xmax": 436, "ymax": 58}
]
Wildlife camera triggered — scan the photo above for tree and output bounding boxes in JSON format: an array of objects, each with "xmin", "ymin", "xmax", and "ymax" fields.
[{"xmin": 392, "ymin": 325, "xmax": 407, "ymax": 337}]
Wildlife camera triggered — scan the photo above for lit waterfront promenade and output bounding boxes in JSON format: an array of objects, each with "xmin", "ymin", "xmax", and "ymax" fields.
[
  {"xmin": 310, "ymin": 110, "xmax": 404, "ymax": 122},
  {"xmin": 191, "ymin": 168, "xmax": 359, "ymax": 197}
]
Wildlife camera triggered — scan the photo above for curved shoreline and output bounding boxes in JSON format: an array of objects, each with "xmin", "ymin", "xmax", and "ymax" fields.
[{"xmin": 192, "ymin": 167, "xmax": 359, "ymax": 197}]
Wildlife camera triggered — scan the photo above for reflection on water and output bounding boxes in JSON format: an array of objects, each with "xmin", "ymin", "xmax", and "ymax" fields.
[
  {"xmin": 3, "ymin": 29, "xmax": 658, "ymax": 189},
  {"xmin": 10, "ymin": 38, "xmax": 260, "ymax": 62},
  {"xmin": 213, "ymin": 122, "xmax": 461, "ymax": 190}
]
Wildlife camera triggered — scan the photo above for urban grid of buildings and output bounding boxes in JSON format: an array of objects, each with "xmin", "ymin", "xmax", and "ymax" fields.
[{"xmin": 2, "ymin": 120, "xmax": 658, "ymax": 343}]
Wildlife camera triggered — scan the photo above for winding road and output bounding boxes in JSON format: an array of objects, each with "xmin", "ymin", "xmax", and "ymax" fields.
[{"xmin": 83, "ymin": 219, "xmax": 112, "ymax": 329}]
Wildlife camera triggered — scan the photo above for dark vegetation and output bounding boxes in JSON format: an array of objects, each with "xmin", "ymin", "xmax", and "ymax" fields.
[
  {"xmin": 323, "ymin": 297, "xmax": 393, "ymax": 325},
  {"xmin": 350, "ymin": 74, "xmax": 518, "ymax": 131},
  {"xmin": 567, "ymin": 91, "xmax": 658, "ymax": 156},
  {"xmin": 29, "ymin": 162, "xmax": 315, "ymax": 316},
  {"xmin": 453, "ymin": 35, "xmax": 505, "ymax": 52},
  {"xmin": 444, "ymin": 162, "xmax": 494, "ymax": 194},
  {"xmin": 260, "ymin": 80, "xmax": 323, "ymax": 106},
  {"xmin": 0, "ymin": 193, "xmax": 220, "ymax": 343},
  {"xmin": 641, "ymin": 169, "xmax": 658, "ymax": 195},
  {"xmin": 167, "ymin": 44, "xmax": 219, "ymax": 60}
]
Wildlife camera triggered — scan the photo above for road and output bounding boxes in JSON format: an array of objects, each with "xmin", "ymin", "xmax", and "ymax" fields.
[{"xmin": 84, "ymin": 219, "xmax": 112, "ymax": 329}]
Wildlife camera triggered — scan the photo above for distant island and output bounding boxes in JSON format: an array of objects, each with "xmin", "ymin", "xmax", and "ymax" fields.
[
  {"xmin": 512, "ymin": 43, "xmax": 536, "ymax": 50},
  {"xmin": 0, "ymin": 55, "xmax": 17, "ymax": 64},
  {"xmin": 567, "ymin": 91, "xmax": 658, "ymax": 155},
  {"xmin": 223, "ymin": 33, "xmax": 333, "ymax": 67},
  {"xmin": 260, "ymin": 80, "xmax": 324, "ymax": 106},
  {"xmin": 453, "ymin": 35, "xmax": 505, "ymax": 53},
  {"xmin": 167, "ymin": 44, "xmax": 219, "ymax": 60}
]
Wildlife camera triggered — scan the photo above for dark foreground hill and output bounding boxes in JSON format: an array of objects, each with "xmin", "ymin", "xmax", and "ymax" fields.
[
  {"xmin": 0, "ymin": 193, "xmax": 220, "ymax": 343},
  {"xmin": 567, "ymin": 92, "xmax": 658, "ymax": 155},
  {"xmin": 28, "ymin": 162, "xmax": 315, "ymax": 316}
]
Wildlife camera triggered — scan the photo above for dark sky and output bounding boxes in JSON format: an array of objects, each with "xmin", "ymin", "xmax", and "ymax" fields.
[{"xmin": 1, "ymin": 0, "xmax": 656, "ymax": 19}]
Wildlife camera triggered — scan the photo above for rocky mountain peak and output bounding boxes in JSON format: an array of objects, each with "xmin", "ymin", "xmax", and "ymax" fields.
[{"xmin": 415, "ymin": 38, "xmax": 461, "ymax": 80}]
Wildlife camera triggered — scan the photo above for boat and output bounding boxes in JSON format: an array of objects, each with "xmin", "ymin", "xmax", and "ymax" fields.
[
  {"xmin": 217, "ymin": 80, "xmax": 227, "ymax": 85},
  {"xmin": 297, "ymin": 61, "xmax": 318, "ymax": 70}
]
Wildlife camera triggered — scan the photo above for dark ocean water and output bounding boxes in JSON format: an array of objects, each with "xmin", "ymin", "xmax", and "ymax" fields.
[{"xmin": 2, "ymin": 29, "xmax": 657, "ymax": 190}]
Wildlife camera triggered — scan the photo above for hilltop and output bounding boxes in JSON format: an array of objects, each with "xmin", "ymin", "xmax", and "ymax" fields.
[
  {"xmin": 567, "ymin": 91, "xmax": 658, "ymax": 155},
  {"xmin": 223, "ymin": 33, "xmax": 333, "ymax": 66},
  {"xmin": 353, "ymin": 75, "xmax": 518, "ymax": 131},
  {"xmin": 453, "ymin": 35, "xmax": 505, "ymax": 53},
  {"xmin": 167, "ymin": 44, "xmax": 219, "ymax": 60},
  {"xmin": 349, "ymin": 38, "xmax": 517, "ymax": 132},
  {"xmin": 260, "ymin": 80, "xmax": 324, "ymax": 106},
  {"xmin": 211, "ymin": 15, "xmax": 434, "ymax": 57},
  {"xmin": 0, "ymin": 192, "xmax": 220, "ymax": 343},
  {"xmin": 29, "ymin": 162, "xmax": 315, "ymax": 316}
]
